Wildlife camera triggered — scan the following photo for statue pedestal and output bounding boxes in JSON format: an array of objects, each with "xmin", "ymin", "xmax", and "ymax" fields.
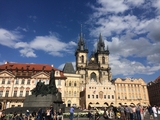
[
  {"xmin": 23, "ymin": 94, "xmax": 56, "ymax": 107},
  {"xmin": 23, "ymin": 93, "xmax": 65, "ymax": 112}
]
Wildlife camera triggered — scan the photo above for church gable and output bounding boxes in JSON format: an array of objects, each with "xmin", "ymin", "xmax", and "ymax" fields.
[
  {"xmin": 31, "ymin": 72, "xmax": 49, "ymax": 79},
  {"xmin": 0, "ymin": 70, "xmax": 15, "ymax": 78}
]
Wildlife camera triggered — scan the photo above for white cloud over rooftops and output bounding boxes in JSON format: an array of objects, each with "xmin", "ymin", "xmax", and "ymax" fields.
[{"xmin": 0, "ymin": 28, "xmax": 77, "ymax": 57}]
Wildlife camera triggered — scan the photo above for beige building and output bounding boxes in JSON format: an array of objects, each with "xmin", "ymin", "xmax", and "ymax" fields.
[
  {"xmin": 112, "ymin": 78, "xmax": 150, "ymax": 106},
  {"xmin": 62, "ymin": 62, "xmax": 81, "ymax": 107},
  {"xmin": 0, "ymin": 62, "xmax": 66, "ymax": 110}
]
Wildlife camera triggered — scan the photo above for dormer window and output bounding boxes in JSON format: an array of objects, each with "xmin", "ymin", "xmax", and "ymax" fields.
[{"xmin": 56, "ymin": 71, "xmax": 59, "ymax": 75}]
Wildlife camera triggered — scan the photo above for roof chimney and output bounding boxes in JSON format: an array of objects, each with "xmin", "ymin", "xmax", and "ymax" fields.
[{"xmin": 5, "ymin": 61, "xmax": 9, "ymax": 64}]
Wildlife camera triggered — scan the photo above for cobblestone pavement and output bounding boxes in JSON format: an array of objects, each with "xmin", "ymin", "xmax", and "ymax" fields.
[{"xmin": 63, "ymin": 113, "xmax": 160, "ymax": 120}]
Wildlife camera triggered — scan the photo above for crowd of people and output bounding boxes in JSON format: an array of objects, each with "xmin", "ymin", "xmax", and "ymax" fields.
[
  {"xmin": 87, "ymin": 104, "xmax": 160, "ymax": 120},
  {"xmin": 0, "ymin": 106, "xmax": 63, "ymax": 120}
]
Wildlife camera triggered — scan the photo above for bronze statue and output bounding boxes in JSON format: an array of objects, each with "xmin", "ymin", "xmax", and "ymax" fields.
[{"xmin": 31, "ymin": 68, "xmax": 58, "ymax": 96}]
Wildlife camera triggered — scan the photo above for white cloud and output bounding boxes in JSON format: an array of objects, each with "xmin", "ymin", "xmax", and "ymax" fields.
[
  {"xmin": 92, "ymin": 0, "xmax": 128, "ymax": 14},
  {"xmin": 0, "ymin": 28, "xmax": 77, "ymax": 58},
  {"xmin": 152, "ymin": 0, "xmax": 160, "ymax": 10},
  {"xmin": 29, "ymin": 35, "xmax": 76, "ymax": 57},
  {"xmin": 19, "ymin": 48, "xmax": 37, "ymax": 58},
  {"xmin": 0, "ymin": 28, "xmax": 22, "ymax": 47},
  {"xmin": 125, "ymin": 0, "xmax": 145, "ymax": 6}
]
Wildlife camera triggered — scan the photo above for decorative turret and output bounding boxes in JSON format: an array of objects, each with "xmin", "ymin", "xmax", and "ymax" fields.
[
  {"xmin": 97, "ymin": 33, "xmax": 109, "ymax": 55},
  {"xmin": 75, "ymin": 32, "xmax": 88, "ymax": 55}
]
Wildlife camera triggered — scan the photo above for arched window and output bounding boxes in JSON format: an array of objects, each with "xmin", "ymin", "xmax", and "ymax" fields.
[
  {"xmin": 74, "ymin": 82, "xmax": 77, "ymax": 86},
  {"xmin": 102, "ymin": 56, "xmax": 105, "ymax": 64},
  {"xmin": 81, "ymin": 55, "xmax": 84, "ymax": 63},
  {"xmin": 69, "ymin": 82, "xmax": 71, "ymax": 86},
  {"xmin": 90, "ymin": 72, "xmax": 97, "ymax": 82},
  {"xmin": 74, "ymin": 91, "xmax": 76, "ymax": 97}
]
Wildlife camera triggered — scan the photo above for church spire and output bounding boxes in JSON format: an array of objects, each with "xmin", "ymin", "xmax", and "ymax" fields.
[
  {"xmin": 96, "ymin": 33, "xmax": 109, "ymax": 55},
  {"xmin": 75, "ymin": 25, "xmax": 88, "ymax": 55}
]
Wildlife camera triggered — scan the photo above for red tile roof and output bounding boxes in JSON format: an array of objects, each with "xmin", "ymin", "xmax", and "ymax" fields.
[
  {"xmin": 0, "ymin": 62, "xmax": 66, "ymax": 78},
  {"xmin": 154, "ymin": 76, "xmax": 160, "ymax": 83}
]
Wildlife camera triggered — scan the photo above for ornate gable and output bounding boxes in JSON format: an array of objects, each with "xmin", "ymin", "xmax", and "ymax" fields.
[
  {"xmin": 0, "ymin": 70, "xmax": 15, "ymax": 78},
  {"xmin": 31, "ymin": 71, "xmax": 49, "ymax": 79}
]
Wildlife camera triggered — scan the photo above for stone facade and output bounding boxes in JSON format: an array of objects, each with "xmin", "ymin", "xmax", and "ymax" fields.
[
  {"xmin": 147, "ymin": 76, "xmax": 160, "ymax": 106},
  {"xmin": 113, "ymin": 78, "xmax": 150, "ymax": 106}
]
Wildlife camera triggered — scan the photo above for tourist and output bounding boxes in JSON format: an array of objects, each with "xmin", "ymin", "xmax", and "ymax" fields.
[
  {"xmin": 148, "ymin": 105, "xmax": 153, "ymax": 119},
  {"xmin": 57, "ymin": 108, "xmax": 63, "ymax": 120},
  {"xmin": 31, "ymin": 110, "xmax": 36, "ymax": 120},
  {"xmin": 129, "ymin": 105, "xmax": 134, "ymax": 120},
  {"xmin": 53, "ymin": 110, "xmax": 57, "ymax": 120},
  {"xmin": 46, "ymin": 108, "xmax": 51, "ymax": 120},
  {"xmin": 50, "ymin": 106, "xmax": 54, "ymax": 120},
  {"xmin": 136, "ymin": 104, "xmax": 141, "ymax": 120},
  {"xmin": 125, "ymin": 105, "xmax": 130, "ymax": 120},
  {"xmin": 95, "ymin": 109, "xmax": 100, "ymax": 120},
  {"xmin": 152, "ymin": 105, "xmax": 157, "ymax": 119},
  {"xmin": 37, "ymin": 108, "xmax": 43, "ymax": 120},
  {"xmin": 87, "ymin": 110, "xmax": 93, "ymax": 120},
  {"xmin": 25, "ymin": 110, "xmax": 30, "ymax": 120},
  {"xmin": 119, "ymin": 105, "xmax": 125, "ymax": 120},
  {"xmin": 70, "ymin": 106, "xmax": 74, "ymax": 120},
  {"xmin": 103, "ymin": 107, "xmax": 108, "ymax": 119}
]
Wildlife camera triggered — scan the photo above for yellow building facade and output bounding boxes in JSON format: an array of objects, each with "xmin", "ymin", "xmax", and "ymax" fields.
[{"xmin": 113, "ymin": 78, "xmax": 150, "ymax": 106}]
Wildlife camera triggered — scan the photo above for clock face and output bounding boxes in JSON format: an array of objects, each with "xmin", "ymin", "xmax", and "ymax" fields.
[{"xmin": 91, "ymin": 57, "xmax": 94, "ymax": 61}]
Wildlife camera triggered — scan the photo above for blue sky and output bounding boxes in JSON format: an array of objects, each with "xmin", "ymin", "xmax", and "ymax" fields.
[{"xmin": 0, "ymin": 0, "xmax": 160, "ymax": 83}]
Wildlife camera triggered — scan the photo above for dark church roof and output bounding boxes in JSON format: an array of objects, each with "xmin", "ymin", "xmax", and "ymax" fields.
[{"xmin": 63, "ymin": 62, "xmax": 76, "ymax": 74}]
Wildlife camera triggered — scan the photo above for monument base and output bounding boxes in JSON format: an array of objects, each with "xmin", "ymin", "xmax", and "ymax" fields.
[{"xmin": 4, "ymin": 94, "xmax": 65, "ymax": 114}]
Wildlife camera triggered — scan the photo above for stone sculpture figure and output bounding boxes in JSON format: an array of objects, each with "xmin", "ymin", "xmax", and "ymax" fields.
[{"xmin": 31, "ymin": 68, "xmax": 58, "ymax": 96}]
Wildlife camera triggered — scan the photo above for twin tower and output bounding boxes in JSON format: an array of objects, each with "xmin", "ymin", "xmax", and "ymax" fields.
[{"xmin": 75, "ymin": 32, "xmax": 112, "ymax": 86}]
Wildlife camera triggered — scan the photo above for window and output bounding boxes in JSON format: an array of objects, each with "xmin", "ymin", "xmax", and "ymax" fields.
[
  {"xmin": 88, "ymin": 95, "xmax": 90, "ymax": 98},
  {"xmin": 74, "ymin": 91, "xmax": 76, "ymax": 97},
  {"xmin": 69, "ymin": 91, "xmax": 71, "ymax": 96},
  {"xmin": 7, "ymin": 79, "xmax": 11, "ymax": 84},
  {"xmin": 112, "ymin": 95, "xmax": 114, "ymax": 99},
  {"xmin": 92, "ymin": 95, "xmax": 94, "ymax": 98},
  {"xmin": 81, "ymin": 55, "xmax": 84, "ymax": 63},
  {"xmin": 58, "ymin": 80, "xmax": 61, "ymax": 85},
  {"xmin": 26, "ymin": 91, "xmax": 29, "ymax": 96},
  {"xmin": 46, "ymin": 80, "xmax": 49, "ymax": 84},
  {"xmin": 18, "ymin": 105, "xmax": 21, "ymax": 107},
  {"xmin": 21, "ymin": 79, "xmax": 25, "ymax": 84},
  {"xmin": 13, "ymin": 91, "xmax": 17, "ymax": 97},
  {"xmin": 90, "ymin": 72, "xmax": 97, "ymax": 82},
  {"xmin": 2, "ymin": 79, "xmax": 5, "ymax": 84},
  {"xmin": 69, "ymin": 82, "xmax": 71, "ymax": 86},
  {"xmin": 15, "ymin": 79, "xmax": 19, "ymax": 84},
  {"xmin": 0, "ymin": 91, "xmax": 3, "ymax": 97},
  {"xmin": 5, "ymin": 90, "xmax": 9, "ymax": 97},
  {"xmin": 96, "ymin": 95, "xmax": 98, "ymax": 99},
  {"xmin": 11, "ymin": 105, "xmax": 15, "ymax": 108},
  {"xmin": 20, "ymin": 91, "xmax": 23, "ymax": 97},
  {"xmin": 74, "ymin": 82, "xmax": 76, "ymax": 86},
  {"xmin": 102, "ymin": 56, "xmax": 105, "ymax": 64},
  {"xmin": 108, "ymin": 95, "xmax": 110, "ymax": 99},
  {"xmin": 56, "ymin": 71, "xmax": 59, "ymax": 75},
  {"xmin": 27, "ymin": 80, "xmax": 30, "ymax": 85},
  {"xmin": 104, "ymin": 95, "xmax": 106, "ymax": 99}
]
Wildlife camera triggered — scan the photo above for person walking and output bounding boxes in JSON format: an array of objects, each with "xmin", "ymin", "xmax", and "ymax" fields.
[
  {"xmin": 70, "ymin": 106, "xmax": 74, "ymax": 120},
  {"xmin": 152, "ymin": 105, "xmax": 157, "ymax": 119}
]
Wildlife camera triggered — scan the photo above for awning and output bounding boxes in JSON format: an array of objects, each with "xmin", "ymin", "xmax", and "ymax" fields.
[{"xmin": 89, "ymin": 104, "xmax": 108, "ymax": 108}]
